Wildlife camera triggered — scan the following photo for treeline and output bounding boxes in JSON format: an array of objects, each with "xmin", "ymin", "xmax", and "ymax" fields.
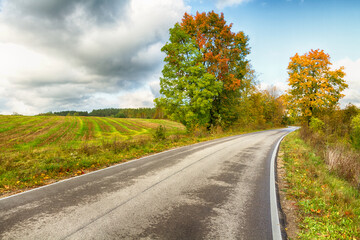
[
  {"xmin": 89, "ymin": 108, "xmax": 157, "ymax": 118},
  {"xmin": 52, "ymin": 111, "xmax": 89, "ymax": 116},
  {"xmin": 39, "ymin": 108, "xmax": 166, "ymax": 119}
]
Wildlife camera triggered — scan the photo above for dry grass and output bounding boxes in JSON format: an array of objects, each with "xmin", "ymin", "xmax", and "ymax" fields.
[
  {"xmin": 325, "ymin": 146, "xmax": 360, "ymax": 188},
  {"xmin": 280, "ymin": 131, "xmax": 360, "ymax": 239},
  {"xmin": 300, "ymin": 126, "xmax": 360, "ymax": 189}
]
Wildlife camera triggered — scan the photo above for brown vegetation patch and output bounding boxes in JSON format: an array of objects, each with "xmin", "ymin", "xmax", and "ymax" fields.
[
  {"xmin": 82, "ymin": 118, "xmax": 95, "ymax": 140},
  {"xmin": 325, "ymin": 145, "xmax": 360, "ymax": 188},
  {"xmin": 300, "ymin": 126, "xmax": 360, "ymax": 188}
]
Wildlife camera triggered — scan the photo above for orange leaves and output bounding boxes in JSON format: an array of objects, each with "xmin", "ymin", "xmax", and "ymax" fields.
[
  {"xmin": 196, "ymin": 32, "xmax": 206, "ymax": 49},
  {"xmin": 224, "ymin": 74, "xmax": 241, "ymax": 91},
  {"xmin": 179, "ymin": 11, "xmax": 249, "ymax": 92},
  {"xmin": 310, "ymin": 208, "xmax": 322, "ymax": 214},
  {"xmin": 286, "ymin": 49, "xmax": 347, "ymax": 121}
]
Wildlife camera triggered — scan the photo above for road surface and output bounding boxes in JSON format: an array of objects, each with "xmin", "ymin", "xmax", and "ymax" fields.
[{"xmin": 0, "ymin": 128, "xmax": 293, "ymax": 239}]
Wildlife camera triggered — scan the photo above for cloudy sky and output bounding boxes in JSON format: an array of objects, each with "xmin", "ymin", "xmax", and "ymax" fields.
[{"xmin": 0, "ymin": 0, "xmax": 359, "ymax": 115}]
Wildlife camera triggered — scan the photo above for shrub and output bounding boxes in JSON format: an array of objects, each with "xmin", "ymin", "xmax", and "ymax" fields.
[
  {"xmin": 79, "ymin": 142, "xmax": 99, "ymax": 156},
  {"xmin": 351, "ymin": 114, "xmax": 360, "ymax": 150},
  {"xmin": 309, "ymin": 117, "xmax": 324, "ymax": 133},
  {"xmin": 192, "ymin": 126, "xmax": 208, "ymax": 138},
  {"xmin": 152, "ymin": 125, "xmax": 166, "ymax": 141},
  {"xmin": 210, "ymin": 125, "xmax": 223, "ymax": 135},
  {"xmin": 168, "ymin": 134, "xmax": 181, "ymax": 142}
]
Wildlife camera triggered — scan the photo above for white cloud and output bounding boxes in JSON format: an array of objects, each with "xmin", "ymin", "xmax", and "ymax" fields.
[
  {"xmin": 216, "ymin": 0, "xmax": 251, "ymax": 9},
  {"xmin": 118, "ymin": 88, "xmax": 155, "ymax": 108},
  {"xmin": 334, "ymin": 58, "xmax": 360, "ymax": 107},
  {"xmin": 259, "ymin": 81, "xmax": 288, "ymax": 95},
  {"xmin": 0, "ymin": 0, "xmax": 190, "ymax": 115}
]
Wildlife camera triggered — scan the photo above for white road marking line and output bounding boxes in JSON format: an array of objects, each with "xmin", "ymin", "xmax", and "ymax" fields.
[{"xmin": 270, "ymin": 131, "xmax": 291, "ymax": 240}]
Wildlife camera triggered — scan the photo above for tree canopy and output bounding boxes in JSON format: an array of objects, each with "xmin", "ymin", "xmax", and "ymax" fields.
[
  {"xmin": 285, "ymin": 49, "xmax": 347, "ymax": 123},
  {"xmin": 155, "ymin": 11, "xmax": 251, "ymax": 130}
]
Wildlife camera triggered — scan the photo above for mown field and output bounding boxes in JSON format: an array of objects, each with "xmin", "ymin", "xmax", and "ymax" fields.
[{"xmin": 0, "ymin": 115, "xmax": 186, "ymax": 196}]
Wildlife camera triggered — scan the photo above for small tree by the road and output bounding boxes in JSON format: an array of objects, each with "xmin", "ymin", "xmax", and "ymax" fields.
[
  {"xmin": 155, "ymin": 11, "xmax": 251, "ymax": 130},
  {"xmin": 285, "ymin": 49, "xmax": 347, "ymax": 124}
]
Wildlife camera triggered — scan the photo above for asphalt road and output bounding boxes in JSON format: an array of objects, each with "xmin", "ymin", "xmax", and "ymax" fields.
[{"xmin": 0, "ymin": 128, "xmax": 293, "ymax": 240}]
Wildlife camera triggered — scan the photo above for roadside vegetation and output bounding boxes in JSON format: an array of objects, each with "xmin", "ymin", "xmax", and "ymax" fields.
[
  {"xmin": 280, "ymin": 131, "xmax": 360, "ymax": 239},
  {"xmin": 280, "ymin": 105, "xmax": 360, "ymax": 239},
  {"xmin": 279, "ymin": 49, "xmax": 360, "ymax": 238}
]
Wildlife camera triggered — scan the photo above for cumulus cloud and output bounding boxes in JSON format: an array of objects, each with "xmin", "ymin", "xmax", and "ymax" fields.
[
  {"xmin": 0, "ymin": 0, "xmax": 189, "ymax": 114},
  {"xmin": 118, "ymin": 89, "xmax": 155, "ymax": 108},
  {"xmin": 334, "ymin": 58, "xmax": 360, "ymax": 107},
  {"xmin": 216, "ymin": 0, "xmax": 251, "ymax": 9}
]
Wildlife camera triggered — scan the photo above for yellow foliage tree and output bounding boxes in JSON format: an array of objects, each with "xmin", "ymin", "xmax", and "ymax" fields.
[{"xmin": 285, "ymin": 49, "xmax": 347, "ymax": 123}]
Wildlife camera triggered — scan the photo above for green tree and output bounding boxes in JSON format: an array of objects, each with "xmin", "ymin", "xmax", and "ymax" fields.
[
  {"xmin": 156, "ymin": 12, "xmax": 251, "ymax": 129},
  {"xmin": 155, "ymin": 23, "xmax": 222, "ymax": 130}
]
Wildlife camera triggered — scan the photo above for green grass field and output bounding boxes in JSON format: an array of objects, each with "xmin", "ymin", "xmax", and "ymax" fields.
[{"xmin": 0, "ymin": 115, "xmax": 186, "ymax": 195}]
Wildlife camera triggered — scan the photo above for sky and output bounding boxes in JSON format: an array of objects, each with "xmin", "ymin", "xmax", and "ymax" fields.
[{"xmin": 0, "ymin": 0, "xmax": 359, "ymax": 115}]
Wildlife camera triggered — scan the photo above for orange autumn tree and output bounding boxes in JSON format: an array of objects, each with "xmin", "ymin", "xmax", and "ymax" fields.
[
  {"xmin": 285, "ymin": 49, "xmax": 347, "ymax": 124},
  {"xmin": 156, "ymin": 11, "xmax": 251, "ymax": 128}
]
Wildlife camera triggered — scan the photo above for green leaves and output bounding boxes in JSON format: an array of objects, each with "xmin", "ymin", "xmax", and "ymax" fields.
[{"xmin": 156, "ymin": 12, "xmax": 251, "ymax": 130}]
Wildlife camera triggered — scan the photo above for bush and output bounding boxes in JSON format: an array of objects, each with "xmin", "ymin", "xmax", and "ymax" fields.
[
  {"xmin": 309, "ymin": 117, "xmax": 324, "ymax": 133},
  {"xmin": 192, "ymin": 126, "xmax": 208, "ymax": 138},
  {"xmin": 351, "ymin": 114, "xmax": 360, "ymax": 149},
  {"xmin": 152, "ymin": 125, "xmax": 166, "ymax": 141},
  {"xmin": 210, "ymin": 125, "xmax": 223, "ymax": 135}
]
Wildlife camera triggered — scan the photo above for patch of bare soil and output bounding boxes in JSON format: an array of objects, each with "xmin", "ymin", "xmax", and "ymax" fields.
[{"xmin": 277, "ymin": 148, "xmax": 300, "ymax": 239}]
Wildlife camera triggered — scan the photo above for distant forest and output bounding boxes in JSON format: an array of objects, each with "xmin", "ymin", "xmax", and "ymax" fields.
[{"xmin": 42, "ymin": 108, "xmax": 166, "ymax": 119}]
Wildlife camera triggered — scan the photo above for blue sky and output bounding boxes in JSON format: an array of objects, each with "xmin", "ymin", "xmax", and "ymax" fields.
[
  {"xmin": 189, "ymin": 0, "xmax": 360, "ymax": 91},
  {"xmin": 0, "ymin": 0, "xmax": 359, "ymax": 114}
]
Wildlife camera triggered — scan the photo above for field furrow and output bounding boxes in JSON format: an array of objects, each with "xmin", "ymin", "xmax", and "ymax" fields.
[
  {"xmin": 14, "ymin": 118, "xmax": 68, "ymax": 149},
  {"xmin": 57, "ymin": 117, "xmax": 81, "ymax": 144},
  {"xmin": 92, "ymin": 117, "xmax": 114, "ymax": 137},
  {"xmin": 111, "ymin": 118, "xmax": 143, "ymax": 131},
  {"xmin": 104, "ymin": 118, "xmax": 131, "ymax": 135},
  {"xmin": 37, "ymin": 117, "xmax": 73, "ymax": 147},
  {"xmin": 0, "ymin": 116, "xmax": 46, "ymax": 137},
  {"xmin": 0, "ymin": 117, "xmax": 58, "ymax": 148}
]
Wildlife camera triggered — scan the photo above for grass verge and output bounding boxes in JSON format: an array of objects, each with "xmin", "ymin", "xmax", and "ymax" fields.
[{"xmin": 279, "ymin": 131, "xmax": 360, "ymax": 239}]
